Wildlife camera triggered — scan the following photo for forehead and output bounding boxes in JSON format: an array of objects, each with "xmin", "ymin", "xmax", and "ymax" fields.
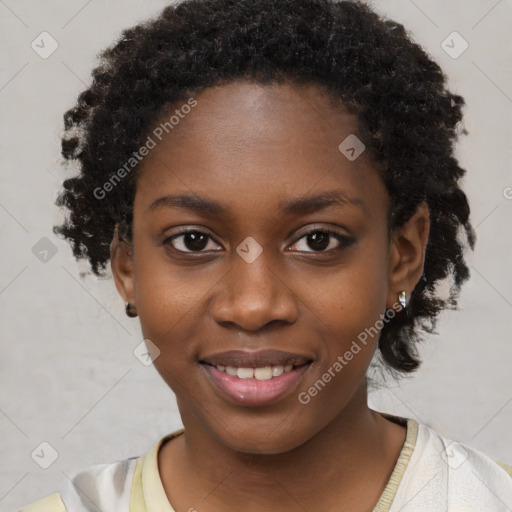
[
  {"xmin": 134, "ymin": 80, "xmax": 387, "ymax": 221},
  {"xmin": 154, "ymin": 80, "xmax": 360, "ymax": 152}
]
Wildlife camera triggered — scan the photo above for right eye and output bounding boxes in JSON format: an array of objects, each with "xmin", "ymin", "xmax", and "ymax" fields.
[{"xmin": 163, "ymin": 229, "xmax": 223, "ymax": 253}]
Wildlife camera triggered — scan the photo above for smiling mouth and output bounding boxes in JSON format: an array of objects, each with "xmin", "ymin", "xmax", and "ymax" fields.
[
  {"xmin": 200, "ymin": 361, "xmax": 312, "ymax": 380},
  {"xmin": 200, "ymin": 359, "xmax": 313, "ymax": 406},
  {"xmin": 199, "ymin": 349, "xmax": 313, "ymax": 405},
  {"xmin": 199, "ymin": 349, "xmax": 313, "ymax": 379}
]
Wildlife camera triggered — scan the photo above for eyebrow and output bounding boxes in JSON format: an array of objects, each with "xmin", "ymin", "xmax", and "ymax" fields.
[{"xmin": 146, "ymin": 190, "xmax": 364, "ymax": 216}]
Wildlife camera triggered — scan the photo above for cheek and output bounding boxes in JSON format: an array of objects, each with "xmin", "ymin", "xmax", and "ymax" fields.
[
  {"xmin": 311, "ymin": 255, "xmax": 389, "ymax": 349},
  {"xmin": 294, "ymin": 272, "xmax": 387, "ymax": 429},
  {"xmin": 131, "ymin": 240, "xmax": 214, "ymax": 363}
]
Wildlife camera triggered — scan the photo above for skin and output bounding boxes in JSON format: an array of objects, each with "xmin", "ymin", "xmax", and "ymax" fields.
[{"xmin": 111, "ymin": 80, "xmax": 430, "ymax": 511}]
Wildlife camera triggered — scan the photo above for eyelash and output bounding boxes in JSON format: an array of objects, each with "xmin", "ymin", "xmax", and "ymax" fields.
[{"xmin": 162, "ymin": 228, "xmax": 355, "ymax": 255}]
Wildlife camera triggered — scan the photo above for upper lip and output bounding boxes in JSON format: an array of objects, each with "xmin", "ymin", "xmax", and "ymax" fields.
[{"xmin": 200, "ymin": 349, "xmax": 313, "ymax": 368}]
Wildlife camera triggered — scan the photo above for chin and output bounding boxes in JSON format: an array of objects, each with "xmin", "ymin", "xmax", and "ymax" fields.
[{"xmin": 209, "ymin": 417, "xmax": 317, "ymax": 456}]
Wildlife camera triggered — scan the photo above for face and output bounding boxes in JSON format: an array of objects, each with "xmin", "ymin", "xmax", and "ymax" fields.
[{"xmin": 112, "ymin": 81, "xmax": 418, "ymax": 454}]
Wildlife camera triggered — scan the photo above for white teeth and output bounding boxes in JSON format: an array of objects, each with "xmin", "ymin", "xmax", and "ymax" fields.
[
  {"xmin": 272, "ymin": 365, "xmax": 284, "ymax": 377},
  {"xmin": 237, "ymin": 367, "xmax": 254, "ymax": 379},
  {"xmin": 254, "ymin": 366, "xmax": 272, "ymax": 380},
  {"xmin": 225, "ymin": 366, "xmax": 238, "ymax": 376},
  {"xmin": 214, "ymin": 363, "xmax": 298, "ymax": 379}
]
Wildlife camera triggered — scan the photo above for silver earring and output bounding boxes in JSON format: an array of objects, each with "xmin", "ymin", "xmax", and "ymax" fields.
[{"xmin": 398, "ymin": 291, "xmax": 407, "ymax": 309}]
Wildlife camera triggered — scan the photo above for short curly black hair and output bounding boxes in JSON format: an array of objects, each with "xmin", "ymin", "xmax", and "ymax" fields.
[{"xmin": 54, "ymin": 0, "xmax": 476, "ymax": 376}]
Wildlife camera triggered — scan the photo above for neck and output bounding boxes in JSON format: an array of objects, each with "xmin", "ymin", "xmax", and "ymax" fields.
[{"xmin": 158, "ymin": 381, "xmax": 406, "ymax": 511}]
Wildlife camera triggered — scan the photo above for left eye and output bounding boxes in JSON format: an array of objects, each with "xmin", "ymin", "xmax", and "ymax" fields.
[{"xmin": 290, "ymin": 230, "xmax": 354, "ymax": 252}]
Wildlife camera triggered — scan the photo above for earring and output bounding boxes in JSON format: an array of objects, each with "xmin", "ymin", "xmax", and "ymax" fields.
[
  {"xmin": 125, "ymin": 301, "xmax": 138, "ymax": 318},
  {"xmin": 398, "ymin": 290, "xmax": 407, "ymax": 309}
]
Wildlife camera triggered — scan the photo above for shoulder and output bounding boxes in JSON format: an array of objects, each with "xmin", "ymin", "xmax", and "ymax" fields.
[
  {"xmin": 392, "ymin": 419, "xmax": 512, "ymax": 511},
  {"xmin": 18, "ymin": 430, "xmax": 184, "ymax": 512},
  {"xmin": 415, "ymin": 421, "xmax": 512, "ymax": 482},
  {"xmin": 18, "ymin": 457, "xmax": 139, "ymax": 512}
]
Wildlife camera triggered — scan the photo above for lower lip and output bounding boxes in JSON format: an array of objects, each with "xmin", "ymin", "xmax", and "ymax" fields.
[{"xmin": 202, "ymin": 364, "xmax": 311, "ymax": 406}]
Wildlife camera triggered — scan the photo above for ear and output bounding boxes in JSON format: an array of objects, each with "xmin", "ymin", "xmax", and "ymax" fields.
[
  {"xmin": 386, "ymin": 202, "xmax": 430, "ymax": 309},
  {"xmin": 110, "ymin": 225, "xmax": 136, "ymax": 306}
]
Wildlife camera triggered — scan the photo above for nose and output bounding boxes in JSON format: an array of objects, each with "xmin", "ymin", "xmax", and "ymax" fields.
[{"xmin": 211, "ymin": 246, "xmax": 299, "ymax": 332}]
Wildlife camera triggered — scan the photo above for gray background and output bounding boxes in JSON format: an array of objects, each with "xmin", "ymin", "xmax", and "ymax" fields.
[{"xmin": 1, "ymin": 0, "xmax": 511, "ymax": 509}]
